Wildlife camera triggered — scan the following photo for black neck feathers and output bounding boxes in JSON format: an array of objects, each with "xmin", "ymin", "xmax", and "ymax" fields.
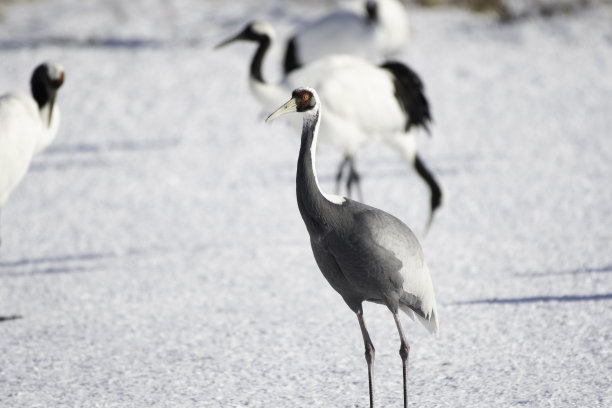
[
  {"xmin": 251, "ymin": 35, "xmax": 271, "ymax": 83},
  {"xmin": 30, "ymin": 65, "xmax": 54, "ymax": 111}
]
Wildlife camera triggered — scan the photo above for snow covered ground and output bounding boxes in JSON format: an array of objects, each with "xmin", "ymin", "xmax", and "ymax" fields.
[{"xmin": 1, "ymin": 0, "xmax": 611, "ymax": 406}]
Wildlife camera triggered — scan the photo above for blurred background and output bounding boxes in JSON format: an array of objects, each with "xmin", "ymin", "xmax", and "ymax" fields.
[{"xmin": 1, "ymin": 0, "xmax": 611, "ymax": 407}]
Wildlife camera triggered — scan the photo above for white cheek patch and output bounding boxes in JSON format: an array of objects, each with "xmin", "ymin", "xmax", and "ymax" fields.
[
  {"xmin": 251, "ymin": 21, "xmax": 275, "ymax": 41},
  {"xmin": 46, "ymin": 63, "xmax": 65, "ymax": 81}
]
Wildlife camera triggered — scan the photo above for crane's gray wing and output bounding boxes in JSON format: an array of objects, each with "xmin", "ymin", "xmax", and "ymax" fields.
[
  {"xmin": 320, "ymin": 200, "xmax": 438, "ymax": 333},
  {"xmin": 357, "ymin": 204, "xmax": 438, "ymax": 332}
]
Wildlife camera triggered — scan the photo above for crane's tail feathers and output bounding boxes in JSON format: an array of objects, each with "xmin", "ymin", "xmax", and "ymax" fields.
[
  {"xmin": 399, "ymin": 304, "xmax": 439, "ymax": 335},
  {"xmin": 414, "ymin": 153, "xmax": 443, "ymax": 236},
  {"xmin": 283, "ymin": 37, "xmax": 301, "ymax": 74},
  {"xmin": 380, "ymin": 61, "xmax": 432, "ymax": 132}
]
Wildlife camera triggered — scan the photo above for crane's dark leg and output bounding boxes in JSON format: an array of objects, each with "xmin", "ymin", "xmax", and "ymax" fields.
[
  {"xmin": 414, "ymin": 153, "xmax": 442, "ymax": 236},
  {"xmin": 335, "ymin": 156, "xmax": 350, "ymax": 195},
  {"xmin": 336, "ymin": 155, "xmax": 363, "ymax": 201},
  {"xmin": 346, "ymin": 156, "xmax": 363, "ymax": 202},
  {"xmin": 0, "ymin": 315, "xmax": 22, "ymax": 322},
  {"xmin": 393, "ymin": 313, "xmax": 410, "ymax": 408},
  {"xmin": 357, "ymin": 310, "xmax": 375, "ymax": 408}
]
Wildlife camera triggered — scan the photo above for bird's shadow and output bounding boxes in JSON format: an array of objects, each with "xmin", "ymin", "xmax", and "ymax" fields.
[
  {"xmin": 29, "ymin": 138, "xmax": 182, "ymax": 172},
  {"xmin": 514, "ymin": 264, "xmax": 612, "ymax": 277},
  {"xmin": 44, "ymin": 138, "xmax": 182, "ymax": 156},
  {"xmin": 0, "ymin": 250, "xmax": 137, "ymax": 277},
  {"xmin": 455, "ymin": 263, "xmax": 612, "ymax": 305},
  {"xmin": 0, "ymin": 244, "xmax": 213, "ymax": 277},
  {"xmin": 455, "ymin": 293, "xmax": 612, "ymax": 306},
  {"xmin": 0, "ymin": 36, "xmax": 175, "ymax": 51}
]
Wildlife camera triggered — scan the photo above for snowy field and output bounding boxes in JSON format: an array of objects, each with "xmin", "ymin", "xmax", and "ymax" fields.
[{"xmin": 1, "ymin": 0, "xmax": 611, "ymax": 406}]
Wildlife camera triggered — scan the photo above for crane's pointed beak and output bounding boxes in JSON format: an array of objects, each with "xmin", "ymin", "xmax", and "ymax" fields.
[
  {"xmin": 265, "ymin": 97, "xmax": 298, "ymax": 123},
  {"xmin": 215, "ymin": 31, "xmax": 245, "ymax": 49}
]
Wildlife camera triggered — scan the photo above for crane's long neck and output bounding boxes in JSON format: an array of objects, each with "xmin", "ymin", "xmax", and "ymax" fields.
[
  {"xmin": 296, "ymin": 111, "xmax": 340, "ymax": 233},
  {"xmin": 31, "ymin": 78, "xmax": 60, "ymax": 154},
  {"xmin": 248, "ymin": 36, "xmax": 287, "ymax": 112},
  {"xmin": 251, "ymin": 36, "xmax": 271, "ymax": 83},
  {"xmin": 31, "ymin": 76, "xmax": 57, "ymax": 128},
  {"xmin": 35, "ymin": 104, "xmax": 60, "ymax": 154}
]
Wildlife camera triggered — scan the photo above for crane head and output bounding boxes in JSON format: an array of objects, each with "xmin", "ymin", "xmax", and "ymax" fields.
[
  {"xmin": 31, "ymin": 62, "xmax": 65, "ymax": 126},
  {"xmin": 266, "ymin": 87, "xmax": 318, "ymax": 123},
  {"xmin": 215, "ymin": 21, "xmax": 276, "ymax": 49}
]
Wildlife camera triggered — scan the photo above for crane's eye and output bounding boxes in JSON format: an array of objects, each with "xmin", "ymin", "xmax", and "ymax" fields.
[{"xmin": 293, "ymin": 89, "xmax": 315, "ymax": 111}]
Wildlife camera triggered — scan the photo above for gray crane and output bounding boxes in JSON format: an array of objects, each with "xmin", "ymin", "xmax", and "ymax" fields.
[{"xmin": 266, "ymin": 87, "xmax": 439, "ymax": 408}]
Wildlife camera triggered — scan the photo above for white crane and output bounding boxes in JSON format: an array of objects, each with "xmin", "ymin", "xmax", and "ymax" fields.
[
  {"xmin": 216, "ymin": 21, "xmax": 443, "ymax": 232},
  {"xmin": 284, "ymin": 0, "xmax": 410, "ymax": 74},
  {"xmin": 266, "ymin": 87, "xmax": 438, "ymax": 408},
  {"xmin": 0, "ymin": 62, "xmax": 65, "ymax": 245}
]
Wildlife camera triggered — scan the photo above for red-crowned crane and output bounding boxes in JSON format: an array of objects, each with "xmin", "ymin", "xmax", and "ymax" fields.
[{"xmin": 0, "ymin": 62, "xmax": 65, "ymax": 245}]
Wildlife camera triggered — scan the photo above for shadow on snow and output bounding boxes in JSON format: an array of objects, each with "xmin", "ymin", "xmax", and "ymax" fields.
[
  {"xmin": 515, "ymin": 263, "xmax": 612, "ymax": 277},
  {"xmin": 0, "ymin": 36, "xmax": 203, "ymax": 50},
  {"xmin": 43, "ymin": 138, "xmax": 182, "ymax": 156},
  {"xmin": 0, "ymin": 250, "xmax": 142, "ymax": 277},
  {"xmin": 455, "ymin": 293, "xmax": 612, "ymax": 306}
]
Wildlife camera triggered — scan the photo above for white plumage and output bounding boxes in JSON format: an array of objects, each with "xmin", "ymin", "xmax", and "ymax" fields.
[
  {"xmin": 0, "ymin": 62, "xmax": 65, "ymax": 244},
  {"xmin": 283, "ymin": 0, "xmax": 410, "ymax": 73},
  {"xmin": 259, "ymin": 55, "xmax": 407, "ymax": 153}
]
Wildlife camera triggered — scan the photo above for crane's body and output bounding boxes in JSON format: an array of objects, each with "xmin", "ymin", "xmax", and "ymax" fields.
[
  {"xmin": 284, "ymin": 0, "xmax": 410, "ymax": 73},
  {"xmin": 266, "ymin": 87, "xmax": 438, "ymax": 408},
  {"xmin": 254, "ymin": 54, "xmax": 410, "ymax": 153},
  {"xmin": 217, "ymin": 22, "xmax": 443, "ymax": 231},
  {"xmin": 307, "ymin": 197, "xmax": 438, "ymax": 330}
]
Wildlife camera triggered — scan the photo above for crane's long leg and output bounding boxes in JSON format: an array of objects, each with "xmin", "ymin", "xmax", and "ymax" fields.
[
  {"xmin": 414, "ymin": 153, "xmax": 442, "ymax": 236},
  {"xmin": 357, "ymin": 310, "xmax": 375, "ymax": 408},
  {"xmin": 393, "ymin": 313, "xmax": 410, "ymax": 408},
  {"xmin": 346, "ymin": 156, "xmax": 363, "ymax": 202},
  {"xmin": 335, "ymin": 156, "xmax": 350, "ymax": 195}
]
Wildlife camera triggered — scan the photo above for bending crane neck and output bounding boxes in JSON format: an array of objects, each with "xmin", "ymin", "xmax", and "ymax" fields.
[
  {"xmin": 251, "ymin": 36, "xmax": 271, "ymax": 83},
  {"xmin": 296, "ymin": 111, "xmax": 338, "ymax": 232},
  {"xmin": 31, "ymin": 77, "xmax": 57, "ymax": 128}
]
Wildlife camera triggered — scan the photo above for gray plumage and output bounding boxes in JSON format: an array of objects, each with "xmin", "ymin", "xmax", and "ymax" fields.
[
  {"xmin": 307, "ymin": 198, "xmax": 435, "ymax": 324},
  {"xmin": 266, "ymin": 87, "xmax": 438, "ymax": 408}
]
